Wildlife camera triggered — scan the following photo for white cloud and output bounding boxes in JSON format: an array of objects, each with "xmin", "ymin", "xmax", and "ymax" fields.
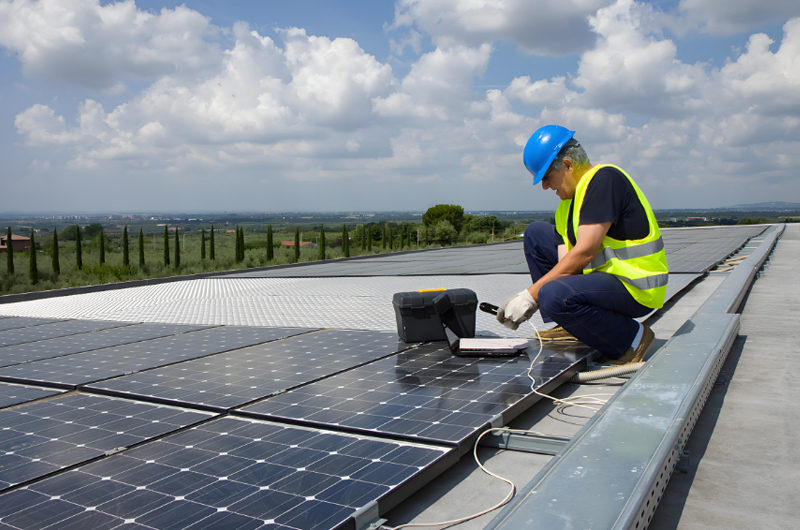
[
  {"xmin": 672, "ymin": 0, "xmax": 800, "ymax": 36},
  {"xmin": 0, "ymin": 0, "xmax": 222, "ymax": 90},
  {"xmin": 374, "ymin": 44, "xmax": 492, "ymax": 122},
  {"xmin": 390, "ymin": 0, "xmax": 615, "ymax": 55}
]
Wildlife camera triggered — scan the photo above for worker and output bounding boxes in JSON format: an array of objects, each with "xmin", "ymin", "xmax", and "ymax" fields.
[{"xmin": 497, "ymin": 125, "xmax": 668, "ymax": 364}]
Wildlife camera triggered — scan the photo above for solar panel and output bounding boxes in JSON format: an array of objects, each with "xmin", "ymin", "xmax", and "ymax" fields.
[
  {"xmin": 0, "ymin": 393, "xmax": 214, "ymax": 492},
  {"xmin": 0, "ymin": 382, "xmax": 64, "ymax": 410},
  {"xmin": 0, "ymin": 326, "xmax": 315, "ymax": 389},
  {"xmin": 0, "ymin": 320, "xmax": 132, "ymax": 348},
  {"xmin": 88, "ymin": 330, "xmax": 417, "ymax": 411},
  {"xmin": 0, "ymin": 323, "xmax": 211, "ymax": 369},
  {"xmin": 239, "ymin": 342, "xmax": 592, "ymax": 453},
  {"xmin": 0, "ymin": 416, "xmax": 454, "ymax": 530},
  {"xmin": 667, "ymin": 236, "xmax": 749, "ymax": 273},
  {"xmin": 0, "ymin": 318, "xmax": 66, "ymax": 333}
]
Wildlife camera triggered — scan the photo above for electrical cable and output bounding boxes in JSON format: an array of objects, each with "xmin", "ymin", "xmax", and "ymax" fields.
[{"xmin": 385, "ymin": 319, "xmax": 617, "ymax": 529}]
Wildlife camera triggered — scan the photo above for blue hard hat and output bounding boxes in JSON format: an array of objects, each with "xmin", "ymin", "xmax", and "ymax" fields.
[{"xmin": 523, "ymin": 125, "xmax": 576, "ymax": 185}]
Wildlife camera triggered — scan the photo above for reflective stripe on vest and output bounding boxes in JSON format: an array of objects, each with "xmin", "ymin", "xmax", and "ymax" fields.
[
  {"xmin": 585, "ymin": 237, "xmax": 665, "ymax": 271},
  {"xmin": 613, "ymin": 273, "xmax": 669, "ymax": 290}
]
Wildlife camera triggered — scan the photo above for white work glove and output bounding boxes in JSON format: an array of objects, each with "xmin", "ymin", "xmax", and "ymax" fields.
[{"xmin": 497, "ymin": 290, "xmax": 539, "ymax": 330}]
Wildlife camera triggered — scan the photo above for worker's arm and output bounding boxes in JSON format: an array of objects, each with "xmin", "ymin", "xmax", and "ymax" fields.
[{"xmin": 529, "ymin": 222, "xmax": 611, "ymax": 302}]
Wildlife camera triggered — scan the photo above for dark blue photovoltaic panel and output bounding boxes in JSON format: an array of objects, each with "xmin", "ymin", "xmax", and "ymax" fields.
[
  {"xmin": 0, "ymin": 416, "xmax": 453, "ymax": 530},
  {"xmin": 240, "ymin": 342, "xmax": 591, "ymax": 452},
  {"xmin": 88, "ymin": 330, "xmax": 415, "ymax": 410},
  {"xmin": 0, "ymin": 318, "xmax": 66, "ymax": 333},
  {"xmin": 0, "ymin": 382, "xmax": 64, "ymax": 409},
  {"xmin": 0, "ymin": 319, "xmax": 132, "ymax": 348},
  {"xmin": 0, "ymin": 326, "xmax": 314, "ymax": 388},
  {"xmin": 0, "ymin": 322, "xmax": 211, "ymax": 368},
  {"xmin": 0, "ymin": 393, "xmax": 214, "ymax": 492}
]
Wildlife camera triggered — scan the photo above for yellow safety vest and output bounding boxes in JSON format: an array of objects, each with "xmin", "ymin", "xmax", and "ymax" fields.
[{"xmin": 554, "ymin": 164, "xmax": 669, "ymax": 309}]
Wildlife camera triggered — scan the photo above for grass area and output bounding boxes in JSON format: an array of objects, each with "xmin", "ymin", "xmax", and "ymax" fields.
[{"xmin": 1, "ymin": 228, "xmax": 512, "ymax": 296}]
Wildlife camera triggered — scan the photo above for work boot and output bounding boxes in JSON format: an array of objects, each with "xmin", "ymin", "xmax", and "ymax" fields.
[
  {"xmin": 605, "ymin": 324, "xmax": 655, "ymax": 365},
  {"xmin": 536, "ymin": 325, "xmax": 578, "ymax": 342}
]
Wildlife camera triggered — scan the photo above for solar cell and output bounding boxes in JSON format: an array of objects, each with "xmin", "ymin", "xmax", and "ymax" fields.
[
  {"xmin": 0, "ymin": 382, "xmax": 64, "ymax": 409},
  {"xmin": 0, "ymin": 320, "xmax": 132, "ymax": 348},
  {"xmin": 0, "ymin": 326, "xmax": 314, "ymax": 388},
  {"xmin": 88, "ymin": 330, "xmax": 417, "ymax": 411},
  {"xmin": 239, "ymin": 342, "xmax": 592, "ymax": 453},
  {"xmin": 0, "ymin": 416, "xmax": 453, "ymax": 530},
  {"xmin": 0, "ymin": 393, "xmax": 214, "ymax": 492},
  {"xmin": 0, "ymin": 318, "xmax": 66, "ymax": 333},
  {"xmin": 0, "ymin": 323, "xmax": 211, "ymax": 369}
]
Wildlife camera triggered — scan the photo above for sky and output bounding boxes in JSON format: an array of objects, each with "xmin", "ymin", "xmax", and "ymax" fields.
[{"xmin": 0, "ymin": 0, "xmax": 798, "ymax": 213}]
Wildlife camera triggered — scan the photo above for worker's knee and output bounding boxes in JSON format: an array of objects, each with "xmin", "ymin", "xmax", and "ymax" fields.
[
  {"xmin": 538, "ymin": 280, "xmax": 570, "ymax": 317},
  {"xmin": 524, "ymin": 222, "xmax": 554, "ymax": 253}
]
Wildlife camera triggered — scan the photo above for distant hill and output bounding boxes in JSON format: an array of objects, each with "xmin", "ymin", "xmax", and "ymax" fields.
[{"xmin": 730, "ymin": 201, "xmax": 800, "ymax": 210}]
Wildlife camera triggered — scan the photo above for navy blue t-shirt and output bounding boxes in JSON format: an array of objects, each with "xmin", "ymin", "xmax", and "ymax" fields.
[{"xmin": 555, "ymin": 167, "xmax": 650, "ymax": 247}]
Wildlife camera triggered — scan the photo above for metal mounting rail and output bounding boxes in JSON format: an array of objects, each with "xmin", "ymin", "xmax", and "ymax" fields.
[{"xmin": 484, "ymin": 224, "xmax": 785, "ymax": 530}]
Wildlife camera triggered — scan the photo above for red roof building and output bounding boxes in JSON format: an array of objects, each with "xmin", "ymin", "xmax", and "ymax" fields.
[{"xmin": 0, "ymin": 234, "xmax": 31, "ymax": 253}]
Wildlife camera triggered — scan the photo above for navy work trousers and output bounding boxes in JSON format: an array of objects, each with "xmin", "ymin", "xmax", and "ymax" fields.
[{"xmin": 523, "ymin": 222, "xmax": 651, "ymax": 358}]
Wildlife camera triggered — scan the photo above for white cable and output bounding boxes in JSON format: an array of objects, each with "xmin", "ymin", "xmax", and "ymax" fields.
[
  {"xmin": 387, "ymin": 427, "xmax": 517, "ymax": 530},
  {"xmin": 525, "ymin": 320, "xmax": 613, "ymax": 412},
  {"xmin": 385, "ymin": 319, "xmax": 614, "ymax": 529}
]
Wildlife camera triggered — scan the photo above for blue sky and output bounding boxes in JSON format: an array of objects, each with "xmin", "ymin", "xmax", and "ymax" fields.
[{"xmin": 0, "ymin": 0, "xmax": 798, "ymax": 213}]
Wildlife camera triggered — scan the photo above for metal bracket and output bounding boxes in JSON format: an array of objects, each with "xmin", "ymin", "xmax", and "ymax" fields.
[
  {"xmin": 479, "ymin": 430, "xmax": 570, "ymax": 456},
  {"xmin": 353, "ymin": 500, "xmax": 382, "ymax": 530},
  {"xmin": 676, "ymin": 450, "xmax": 691, "ymax": 473}
]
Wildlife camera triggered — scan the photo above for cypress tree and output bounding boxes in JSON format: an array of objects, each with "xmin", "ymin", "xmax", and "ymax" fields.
[
  {"xmin": 382, "ymin": 224, "xmax": 387, "ymax": 250},
  {"xmin": 6, "ymin": 227, "xmax": 14, "ymax": 275},
  {"xmin": 367, "ymin": 225, "xmax": 373, "ymax": 252},
  {"xmin": 318, "ymin": 225, "xmax": 326, "ymax": 261},
  {"xmin": 240, "ymin": 227, "xmax": 245, "ymax": 262},
  {"xmin": 163, "ymin": 226, "xmax": 170, "ymax": 266},
  {"xmin": 29, "ymin": 229, "xmax": 38, "ymax": 285},
  {"xmin": 138, "ymin": 228, "xmax": 145, "ymax": 267},
  {"xmin": 201, "ymin": 229, "xmax": 206, "ymax": 260},
  {"xmin": 294, "ymin": 227, "xmax": 300, "ymax": 263},
  {"xmin": 266, "ymin": 225, "xmax": 274, "ymax": 260},
  {"xmin": 234, "ymin": 226, "xmax": 239, "ymax": 262},
  {"xmin": 122, "ymin": 226, "xmax": 129, "ymax": 266},
  {"xmin": 210, "ymin": 225, "xmax": 215, "ymax": 260},
  {"xmin": 75, "ymin": 225, "xmax": 82, "ymax": 270},
  {"xmin": 342, "ymin": 225, "xmax": 349, "ymax": 258},
  {"xmin": 52, "ymin": 228, "xmax": 60, "ymax": 277},
  {"xmin": 388, "ymin": 226, "xmax": 393, "ymax": 251},
  {"xmin": 174, "ymin": 227, "xmax": 180, "ymax": 268},
  {"xmin": 99, "ymin": 228, "xmax": 105, "ymax": 264}
]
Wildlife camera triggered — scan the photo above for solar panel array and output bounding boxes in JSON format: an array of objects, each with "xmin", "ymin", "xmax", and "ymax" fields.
[
  {"xmin": 0, "ymin": 326, "xmax": 313, "ymax": 388},
  {"xmin": 0, "ymin": 226, "xmax": 755, "ymax": 529},
  {"xmin": 0, "ymin": 320, "xmax": 132, "ymax": 348},
  {"xmin": 0, "ymin": 322, "xmax": 211, "ymax": 368},
  {"xmin": 88, "ymin": 330, "xmax": 416, "ymax": 411},
  {"xmin": 0, "ymin": 393, "xmax": 214, "ymax": 492},
  {"xmin": 0, "ymin": 416, "xmax": 453, "ymax": 530},
  {"xmin": 241, "ymin": 342, "xmax": 592, "ymax": 452},
  {"xmin": 0, "ymin": 382, "xmax": 64, "ymax": 410}
]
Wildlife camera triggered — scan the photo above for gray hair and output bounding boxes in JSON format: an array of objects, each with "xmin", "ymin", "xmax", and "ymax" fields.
[{"xmin": 551, "ymin": 140, "xmax": 590, "ymax": 172}]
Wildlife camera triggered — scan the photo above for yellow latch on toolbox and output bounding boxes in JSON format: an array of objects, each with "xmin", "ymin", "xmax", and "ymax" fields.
[{"xmin": 417, "ymin": 288, "xmax": 447, "ymax": 292}]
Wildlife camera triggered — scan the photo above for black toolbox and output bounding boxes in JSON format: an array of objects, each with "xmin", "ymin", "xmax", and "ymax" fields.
[{"xmin": 392, "ymin": 288, "xmax": 478, "ymax": 342}]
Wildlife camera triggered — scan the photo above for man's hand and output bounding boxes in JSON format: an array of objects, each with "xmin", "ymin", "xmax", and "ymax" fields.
[{"xmin": 497, "ymin": 290, "xmax": 539, "ymax": 330}]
